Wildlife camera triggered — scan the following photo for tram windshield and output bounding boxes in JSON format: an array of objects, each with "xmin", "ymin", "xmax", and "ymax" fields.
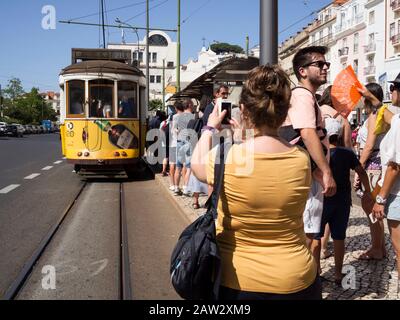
[
  {"xmin": 89, "ymin": 79, "xmax": 114, "ymax": 118},
  {"xmin": 118, "ymin": 81, "xmax": 137, "ymax": 118},
  {"xmin": 67, "ymin": 80, "xmax": 85, "ymax": 117}
]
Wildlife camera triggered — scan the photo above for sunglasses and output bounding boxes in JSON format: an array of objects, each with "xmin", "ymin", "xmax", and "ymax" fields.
[
  {"xmin": 302, "ymin": 61, "xmax": 331, "ymax": 70},
  {"xmin": 390, "ymin": 84, "xmax": 400, "ymax": 93}
]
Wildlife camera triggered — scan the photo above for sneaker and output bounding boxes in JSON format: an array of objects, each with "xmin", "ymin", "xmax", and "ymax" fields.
[
  {"xmin": 169, "ymin": 185, "xmax": 175, "ymax": 191},
  {"xmin": 174, "ymin": 188, "xmax": 182, "ymax": 196}
]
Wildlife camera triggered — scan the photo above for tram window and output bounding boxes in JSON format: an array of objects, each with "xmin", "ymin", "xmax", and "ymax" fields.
[
  {"xmin": 67, "ymin": 80, "xmax": 85, "ymax": 116},
  {"xmin": 89, "ymin": 79, "xmax": 114, "ymax": 118},
  {"xmin": 118, "ymin": 81, "xmax": 138, "ymax": 118}
]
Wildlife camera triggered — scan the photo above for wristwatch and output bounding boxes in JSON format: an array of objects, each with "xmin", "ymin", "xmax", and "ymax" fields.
[{"xmin": 376, "ymin": 195, "xmax": 387, "ymax": 205}]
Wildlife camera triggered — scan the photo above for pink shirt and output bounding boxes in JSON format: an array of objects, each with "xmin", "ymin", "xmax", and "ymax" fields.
[{"xmin": 283, "ymin": 87, "xmax": 324, "ymax": 133}]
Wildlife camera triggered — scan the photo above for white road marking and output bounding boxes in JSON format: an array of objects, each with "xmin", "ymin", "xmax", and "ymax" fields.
[
  {"xmin": 42, "ymin": 166, "xmax": 53, "ymax": 171},
  {"xmin": 54, "ymin": 161, "xmax": 63, "ymax": 165},
  {"xmin": 0, "ymin": 185, "xmax": 20, "ymax": 194},
  {"xmin": 24, "ymin": 173, "xmax": 41, "ymax": 180}
]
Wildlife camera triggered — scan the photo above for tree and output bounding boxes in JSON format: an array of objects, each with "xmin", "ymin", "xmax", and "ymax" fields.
[
  {"xmin": 149, "ymin": 99, "xmax": 163, "ymax": 112},
  {"xmin": 210, "ymin": 43, "xmax": 244, "ymax": 55},
  {"xmin": 3, "ymin": 78, "xmax": 24, "ymax": 101}
]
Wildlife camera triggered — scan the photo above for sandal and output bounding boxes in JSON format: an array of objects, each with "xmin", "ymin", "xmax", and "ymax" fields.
[
  {"xmin": 321, "ymin": 250, "xmax": 333, "ymax": 260},
  {"xmin": 357, "ymin": 251, "xmax": 384, "ymax": 261}
]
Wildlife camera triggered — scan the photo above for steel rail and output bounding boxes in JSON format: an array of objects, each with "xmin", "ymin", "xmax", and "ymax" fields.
[{"xmin": 2, "ymin": 182, "xmax": 88, "ymax": 300}]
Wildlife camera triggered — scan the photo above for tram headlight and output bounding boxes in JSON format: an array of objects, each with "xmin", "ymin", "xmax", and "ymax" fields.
[
  {"xmin": 84, "ymin": 152, "xmax": 90, "ymax": 157},
  {"xmin": 121, "ymin": 152, "xmax": 128, "ymax": 157},
  {"xmin": 77, "ymin": 152, "xmax": 83, "ymax": 157},
  {"xmin": 114, "ymin": 152, "xmax": 121, "ymax": 157}
]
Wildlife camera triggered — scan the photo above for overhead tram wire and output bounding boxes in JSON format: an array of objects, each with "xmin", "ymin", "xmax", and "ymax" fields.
[
  {"xmin": 66, "ymin": 0, "xmax": 156, "ymax": 22},
  {"xmin": 123, "ymin": 0, "xmax": 171, "ymax": 24},
  {"xmin": 182, "ymin": 0, "xmax": 212, "ymax": 24}
]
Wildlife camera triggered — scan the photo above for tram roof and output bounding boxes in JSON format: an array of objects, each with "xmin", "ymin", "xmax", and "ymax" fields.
[
  {"xmin": 60, "ymin": 60, "xmax": 144, "ymax": 77},
  {"xmin": 169, "ymin": 56, "xmax": 259, "ymax": 101}
]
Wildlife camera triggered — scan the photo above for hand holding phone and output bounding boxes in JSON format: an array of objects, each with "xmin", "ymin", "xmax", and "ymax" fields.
[
  {"xmin": 217, "ymin": 98, "xmax": 232, "ymax": 125},
  {"xmin": 369, "ymin": 213, "xmax": 378, "ymax": 224}
]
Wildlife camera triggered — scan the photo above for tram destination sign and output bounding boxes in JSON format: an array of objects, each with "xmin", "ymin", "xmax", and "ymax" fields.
[{"xmin": 72, "ymin": 48, "xmax": 132, "ymax": 64}]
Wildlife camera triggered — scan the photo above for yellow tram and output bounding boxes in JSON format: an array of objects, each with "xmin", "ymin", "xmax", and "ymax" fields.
[{"xmin": 59, "ymin": 49, "xmax": 147, "ymax": 176}]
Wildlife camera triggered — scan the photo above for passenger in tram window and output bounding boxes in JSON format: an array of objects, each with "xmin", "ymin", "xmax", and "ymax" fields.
[
  {"xmin": 70, "ymin": 92, "xmax": 84, "ymax": 115},
  {"xmin": 103, "ymin": 101, "xmax": 113, "ymax": 118},
  {"xmin": 119, "ymin": 95, "xmax": 135, "ymax": 118}
]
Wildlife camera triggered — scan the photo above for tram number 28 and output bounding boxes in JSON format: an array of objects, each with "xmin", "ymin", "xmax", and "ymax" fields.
[{"xmin": 66, "ymin": 131, "xmax": 75, "ymax": 138}]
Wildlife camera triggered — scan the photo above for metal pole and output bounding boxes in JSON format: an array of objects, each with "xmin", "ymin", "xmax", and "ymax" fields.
[
  {"xmin": 101, "ymin": 0, "xmax": 106, "ymax": 49},
  {"xmin": 0, "ymin": 84, "xmax": 3, "ymax": 119},
  {"xmin": 162, "ymin": 59, "xmax": 166, "ymax": 111},
  {"xmin": 260, "ymin": 0, "xmax": 278, "ymax": 65},
  {"xmin": 177, "ymin": 0, "xmax": 181, "ymax": 93},
  {"xmin": 246, "ymin": 35, "xmax": 249, "ymax": 56},
  {"xmin": 146, "ymin": 0, "xmax": 150, "ymax": 110}
]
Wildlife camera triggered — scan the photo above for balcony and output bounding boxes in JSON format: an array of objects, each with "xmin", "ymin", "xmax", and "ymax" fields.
[
  {"xmin": 335, "ymin": 13, "xmax": 365, "ymax": 34},
  {"xmin": 338, "ymin": 47, "xmax": 349, "ymax": 58},
  {"xmin": 391, "ymin": 34, "xmax": 400, "ymax": 47},
  {"xmin": 391, "ymin": 0, "xmax": 400, "ymax": 12},
  {"xmin": 364, "ymin": 65, "xmax": 376, "ymax": 76},
  {"xmin": 364, "ymin": 42, "xmax": 376, "ymax": 55}
]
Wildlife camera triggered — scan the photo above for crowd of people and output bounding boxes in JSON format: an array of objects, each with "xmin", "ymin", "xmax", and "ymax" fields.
[{"xmin": 149, "ymin": 45, "xmax": 400, "ymax": 300}]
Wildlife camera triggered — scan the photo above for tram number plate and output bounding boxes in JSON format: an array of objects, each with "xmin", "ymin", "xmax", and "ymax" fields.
[{"xmin": 66, "ymin": 131, "xmax": 75, "ymax": 138}]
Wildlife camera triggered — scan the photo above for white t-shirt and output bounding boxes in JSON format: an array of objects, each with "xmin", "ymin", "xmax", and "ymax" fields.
[{"xmin": 379, "ymin": 114, "xmax": 400, "ymax": 196}]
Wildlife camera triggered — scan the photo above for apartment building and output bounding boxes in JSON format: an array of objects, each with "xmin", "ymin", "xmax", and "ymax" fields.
[{"xmin": 108, "ymin": 31, "xmax": 177, "ymax": 101}]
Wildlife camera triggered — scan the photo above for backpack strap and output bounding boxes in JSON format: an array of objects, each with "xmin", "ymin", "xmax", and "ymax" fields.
[{"xmin": 205, "ymin": 139, "xmax": 232, "ymax": 218}]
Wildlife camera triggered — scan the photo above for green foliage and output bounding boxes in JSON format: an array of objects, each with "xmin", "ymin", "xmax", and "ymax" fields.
[
  {"xmin": 148, "ymin": 99, "xmax": 163, "ymax": 112},
  {"xmin": 2, "ymin": 78, "xmax": 57, "ymax": 124},
  {"xmin": 210, "ymin": 43, "xmax": 244, "ymax": 55},
  {"xmin": 3, "ymin": 78, "xmax": 24, "ymax": 101}
]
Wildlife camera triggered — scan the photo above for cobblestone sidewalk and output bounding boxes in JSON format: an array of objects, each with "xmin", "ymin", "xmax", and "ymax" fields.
[{"xmin": 156, "ymin": 174, "xmax": 399, "ymax": 300}]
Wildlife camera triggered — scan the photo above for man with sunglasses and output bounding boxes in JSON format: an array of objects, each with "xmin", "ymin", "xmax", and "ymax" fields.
[{"xmin": 281, "ymin": 46, "xmax": 336, "ymax": 270}]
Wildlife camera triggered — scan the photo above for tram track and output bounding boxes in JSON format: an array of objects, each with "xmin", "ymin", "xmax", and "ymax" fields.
[
  {"xmin": 2, "ymin": 182, "xmax": 88, "ymax": 300},
  {"xmin": 2, "ymin": 180, "xmax": 133, "ymax": 300}
]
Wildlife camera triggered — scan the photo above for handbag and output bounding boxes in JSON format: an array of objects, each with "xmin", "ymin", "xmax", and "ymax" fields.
[{"xmin": 170, "ymin": 141, "xmax": 230, "ymax": 300}]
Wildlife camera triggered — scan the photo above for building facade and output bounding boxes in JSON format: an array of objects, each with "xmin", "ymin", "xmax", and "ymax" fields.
[{"xmin": 108, "ymin": 30, "xmax": 177, "ymax": 101}]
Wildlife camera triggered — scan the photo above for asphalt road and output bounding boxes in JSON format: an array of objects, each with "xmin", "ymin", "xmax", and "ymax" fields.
[{"xmin": 0, "ymin": 134, "xmax": 84, "ymax": 297}]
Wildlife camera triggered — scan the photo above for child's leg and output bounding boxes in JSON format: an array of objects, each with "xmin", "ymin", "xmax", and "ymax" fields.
[
  {"xmin": 321, "ymin": 224, "xmax": 332, "ymax": 259},
  {"xmin": 333, "ymin": 240, "xmax": 345, "ymax": 282},
  {"xmin": 331, "ymin": 201, "xmax": 351, "ymax": 284}
]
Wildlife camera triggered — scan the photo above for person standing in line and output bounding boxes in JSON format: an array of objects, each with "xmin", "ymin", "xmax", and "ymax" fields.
[
  {"xmin": 202, "ymin": 85, "xmax": 229, "ymax": 127},
  {"xmin": 281, "ymin": 46, "xmax": 336, "ymax": 270},
  {"xmin": 372, "ymin": 107, "xmax": 400, "ymax": 290},
  {"xmin": 191, "ymin": 64, "xmax": 321, "ymax": 300},
  {"xmin": 172, "ymin": 99, "xmax": 195, "ymax": 195},
  {"xmin": 314, "ymin": 120, "xmax": 372, "ymax": 284},
  {"xmin": 354, "ymin": 84, "xmax": 387, "ymax": 261},
  {"xmin": 318, "ymin": 85, "xmax": 353, "ymax": 260}
]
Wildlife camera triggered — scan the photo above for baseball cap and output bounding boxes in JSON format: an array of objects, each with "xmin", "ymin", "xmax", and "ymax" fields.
[{"xmin": 325, "ymin": 117, "xmax": 342, "ymax": 137}]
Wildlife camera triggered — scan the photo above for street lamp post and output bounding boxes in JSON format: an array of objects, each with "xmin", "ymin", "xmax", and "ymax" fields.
[{"xmin": 260, "ymin": 0, "xmax": 278, "ymax": 65}]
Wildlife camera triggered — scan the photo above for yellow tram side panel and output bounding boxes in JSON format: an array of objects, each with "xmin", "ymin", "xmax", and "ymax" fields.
[
  {"xmin": 60, "ymin": 124, "xmax": 66, "ymax": 157},
  {"xmin": 63, "ymin": 119, "xmax": 141, "ymax": 161}
]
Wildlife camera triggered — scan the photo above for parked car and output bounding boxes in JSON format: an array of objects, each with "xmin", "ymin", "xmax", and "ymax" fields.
[
  {"xmin": 23, "ymin": 125, "xmax": 32, "ymax": 134},
  {"xmin": 5, "ymin": 124, "xmax": 24, "ymax": 137},
  {"xmin": 0, "ymin": 122, "xmax": 7, "ymax": 136},
  {"xmin": 13, "ymin": 124, "xmax": 25, "ymax": 134}
]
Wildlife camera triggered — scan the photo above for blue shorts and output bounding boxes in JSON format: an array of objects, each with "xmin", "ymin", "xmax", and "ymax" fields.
[
  {"xmin": 176, "ymin": 141, "xmax": 192, "ymax": 169},
  {"xmin": 385, "ymin": 194, "xmax": 400, "ymax": 222},
  {"xmin": 315, "ymin": 199, "xmax": 351, "ymax": 241}
]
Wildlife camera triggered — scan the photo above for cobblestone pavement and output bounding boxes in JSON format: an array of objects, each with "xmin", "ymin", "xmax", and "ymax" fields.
[{"xmin": 156, "ymin": 174, "xmax": 399, "ymax": 300}]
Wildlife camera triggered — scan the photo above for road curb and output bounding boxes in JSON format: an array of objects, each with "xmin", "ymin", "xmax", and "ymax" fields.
[{"xmin": 154, "ymin": 174, "xmax": 198, "ymax": 224}]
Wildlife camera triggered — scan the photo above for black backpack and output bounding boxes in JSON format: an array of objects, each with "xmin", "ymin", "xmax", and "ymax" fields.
[
  {"xmin": 170, "ymin": 141, "xmax": 230, "ymax": 300},
  {"xmin": 279, "ymin": 87, "xmax": 327, "ymax": 171},
  {"xmin": 186, "ymin": 115, "xmax": 204, "ymax": 139}
]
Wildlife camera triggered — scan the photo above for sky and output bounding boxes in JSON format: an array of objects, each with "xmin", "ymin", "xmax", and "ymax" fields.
[{"xmin": 0, "ymin": 0, "xmax": 331, "ymax": 93}]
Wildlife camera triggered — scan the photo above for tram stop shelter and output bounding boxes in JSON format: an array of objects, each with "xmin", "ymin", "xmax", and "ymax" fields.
[{"xmin": 168, "ymin": 56, "xmax": 259, "ymax": 106}]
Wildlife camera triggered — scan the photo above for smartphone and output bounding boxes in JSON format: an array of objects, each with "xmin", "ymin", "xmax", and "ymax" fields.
[
  {"xmin": 369, "ymin": 213, "xmax": 378, "ymax": 224},
  {"xmin": 219, "ymin": 100, "xmax": 232, "ymax": 125}
]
